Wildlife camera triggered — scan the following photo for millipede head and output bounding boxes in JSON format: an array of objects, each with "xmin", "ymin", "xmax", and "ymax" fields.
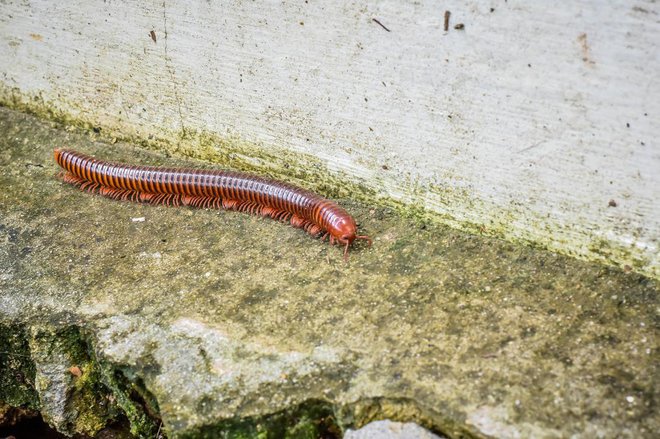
[{"xmin": 327, "ymin": 215, "xmax": 372, "ymax": 261}]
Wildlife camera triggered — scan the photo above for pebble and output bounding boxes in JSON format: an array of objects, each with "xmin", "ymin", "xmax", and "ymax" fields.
[{"xmin": 344, "ymin": 420, "xmax": 445, "ymax": 439}]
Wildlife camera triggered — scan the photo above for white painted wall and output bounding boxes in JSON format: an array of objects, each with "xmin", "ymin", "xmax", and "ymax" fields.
[{"xmin": 1, "ymin": 1, "xmax": 658, "ymax": 277}]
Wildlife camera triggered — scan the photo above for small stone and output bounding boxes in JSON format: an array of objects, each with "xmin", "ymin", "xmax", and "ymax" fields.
[
  {"xmin": 626, "ymin": 396, "xmax": 634, "ymax": 403},
  {"xmin": 344, "ymin": 420, "xmax": 443, "ymax": 439},
  {"xmin": 69, "ymin": 365, "xmax": 82, "ymax": 377}
]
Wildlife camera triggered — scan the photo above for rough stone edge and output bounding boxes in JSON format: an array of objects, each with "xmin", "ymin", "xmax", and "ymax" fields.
[
  {"xmin": 1, "ymin": 320, "xmax": 485, "ymax": 438},
  {"xmin": 0, "ymin": 322, "xmax": 155, "ymax": 437}
]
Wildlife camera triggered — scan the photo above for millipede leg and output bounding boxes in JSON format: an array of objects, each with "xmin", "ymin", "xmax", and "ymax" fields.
[
  {"xmin": 140, "ymin": 192, "xmax": 155, "ymax": 202},
  {"xmin": 305, "ymin": 224, "xmax": 321, "ymax": 236},
  {"xmin": 222, "ymin": 199, "xmax": 237, "ymax": 210}
]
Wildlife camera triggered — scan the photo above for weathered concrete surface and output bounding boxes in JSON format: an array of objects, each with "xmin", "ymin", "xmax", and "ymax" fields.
[
  {"xmin": 0, "ymin": 108, "xmax": 658, "ymax": 438},
  {"xmin": 1, "ymin": 0, "xmax": 658, "ymax": 279}
]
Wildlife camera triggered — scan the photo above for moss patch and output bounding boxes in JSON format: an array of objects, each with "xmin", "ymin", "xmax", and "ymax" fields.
[
  {"xmin": 180, "ymin": 400, "xmax": 340, "ymax": 439},
  {"xmin": 0, "ymin": 325, "xmax": 39, "ymax": 410}
]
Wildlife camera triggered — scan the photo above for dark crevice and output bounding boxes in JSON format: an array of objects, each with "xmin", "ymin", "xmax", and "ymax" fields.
[{"xmin": 0, "ymin": 409, "xmax": 133, "ymax": 439}]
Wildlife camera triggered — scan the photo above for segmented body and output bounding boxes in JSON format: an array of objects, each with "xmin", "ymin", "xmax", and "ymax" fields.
[{"xmin": 54, "ymin": 148, "xmax": 371, "ymax": 257}]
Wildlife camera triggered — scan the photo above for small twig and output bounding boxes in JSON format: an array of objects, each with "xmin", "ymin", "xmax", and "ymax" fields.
[{"xmin": 372, "ymin": 18, "xmax": 391, "ymax": 32}]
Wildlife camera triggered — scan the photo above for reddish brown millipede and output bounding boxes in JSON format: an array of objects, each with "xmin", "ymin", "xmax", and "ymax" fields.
[{"xmin": 54, "ymin": 148, "xmax": 371, "ymax": 258}]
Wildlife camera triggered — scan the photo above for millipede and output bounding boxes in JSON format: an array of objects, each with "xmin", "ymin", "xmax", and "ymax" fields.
[{"xmin": 54, "ymin": 148, "xmax": 371, "ymax": 258}]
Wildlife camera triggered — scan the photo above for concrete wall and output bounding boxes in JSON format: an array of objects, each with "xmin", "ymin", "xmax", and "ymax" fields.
[{"xmin": 1, "ymin": 0, "xmax": 658, "ymax": 278}]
